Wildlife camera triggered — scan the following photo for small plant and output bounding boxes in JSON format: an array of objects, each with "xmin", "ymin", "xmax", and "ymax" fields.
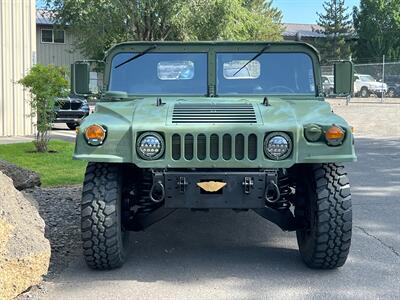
[{"xmin": 19, "ymin": 64, "xmax": 69, "ymax": 152}]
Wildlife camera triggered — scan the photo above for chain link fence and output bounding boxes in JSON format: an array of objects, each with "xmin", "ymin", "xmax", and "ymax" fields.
[{"xmin": 322, "ymin": 60, "xmax": 400, "ymax": 103}]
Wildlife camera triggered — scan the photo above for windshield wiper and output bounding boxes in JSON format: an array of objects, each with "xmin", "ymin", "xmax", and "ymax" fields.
[
  {"xmin": 114, "ymin": 45, "xmax": 157, "ymax": 69},
  {"xmin": 232, "ymin": 44, "xmax": 271, "ymax": 77}
]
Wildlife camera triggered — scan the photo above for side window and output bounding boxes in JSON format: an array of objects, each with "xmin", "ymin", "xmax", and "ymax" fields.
[
  {"xmin": 41, "ymin": 29, "xmax": 53, "ymax": 43},
  {"xmin": 54, "ymin": 30, "xmax": 65, "ymax": 43}
]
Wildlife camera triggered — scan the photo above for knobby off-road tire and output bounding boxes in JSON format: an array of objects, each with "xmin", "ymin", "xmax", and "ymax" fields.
[
  {"xmin": 296, "ymin": 163, "xmax": 352, "ymax": 269},
  {"xmin": 81, "ymin": 162, "xmax": 128, "ymax": 270}
]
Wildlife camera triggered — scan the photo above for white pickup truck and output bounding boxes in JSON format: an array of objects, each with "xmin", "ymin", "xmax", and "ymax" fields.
[{"xmin": 354, "ymin": 74, "xmax": 387, "ymax": 97}]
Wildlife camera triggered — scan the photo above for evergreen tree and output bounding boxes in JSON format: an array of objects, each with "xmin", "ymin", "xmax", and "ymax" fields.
[
  {"xmin": 353, "ymin": 0, "xmax": 400, "ymax": 63},
  {"xmin": 315, "ymin": 0, "xmax": 353, "ymax": 63}
]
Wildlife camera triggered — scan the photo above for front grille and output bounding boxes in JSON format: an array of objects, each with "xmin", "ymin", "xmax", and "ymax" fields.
[
  {"xmin": 172, "ymin": 103, "xmax": 257, "ymax": 123},
  {"xmin": 171, "ymin": 133, "xmax": 258, "ymax": 161},
  {"xmin": 71, "ymin": 102, "xmax": 82, "ymax": 110},
  {"xmin": 56, "ymin": 100, "xmax": 70, "ymax": 110}
]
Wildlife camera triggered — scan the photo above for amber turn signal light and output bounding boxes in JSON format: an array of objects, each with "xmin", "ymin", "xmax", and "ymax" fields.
[
  {"xmin": 325, "ymin": 125, "xmax": 345, "ymax": 146},
  {"xmin": 85, "ymin": 124, "xmax": 106, "ymax": 145}
]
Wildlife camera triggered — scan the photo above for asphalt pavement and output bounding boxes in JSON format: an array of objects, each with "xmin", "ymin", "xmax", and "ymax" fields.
[{"xmin": 41, "ymin": 137, "xmax": 400, "ymax": 300}]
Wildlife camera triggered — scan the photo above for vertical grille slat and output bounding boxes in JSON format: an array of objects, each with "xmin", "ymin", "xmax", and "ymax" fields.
[
  {"xmin": 248, "ymin": 134, "xmax": 258, "ymax": 160},
  {"xmin": 197, "ymin": 134, "xmax": 206, "ymax": 160},
  {"xmin": 172, "ymin": 103, "xmax": 257, "ymax": 124},
  {"xmin": 235, "ymin": 134, "xmax": 245, "ymax": 160},
  {"xmin": 184, "ymin": 134, "xmax": 194, "ymax": 160},
  {"xmin": 222, "ymin": 134, "xmax": 232, "ymax": 160},
  {"xmin": 210, "ymin": 134, "xmax": 219, "ymax": 160},
  {"xmin": 172, "ymin": 134, "xmax": 181, "ymax": 160}
]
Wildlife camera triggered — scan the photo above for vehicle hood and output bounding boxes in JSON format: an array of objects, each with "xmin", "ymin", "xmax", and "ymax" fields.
[
  {"xmin": 126, "ymin": 96, "xmax": 348, "ymax": 129},
  {"xmin": 368, "ymin": 81, "xmax": 387, "ymax": 89}
]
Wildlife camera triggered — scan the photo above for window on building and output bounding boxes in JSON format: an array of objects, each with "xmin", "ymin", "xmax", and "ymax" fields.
[
  {"xmin": 53, "ymin": 30, "xmax": 65, "ymax": 43},
  {"xmin": 41, "ymin": 29, "xmax": 53, "ymax": 43},
  {"xmin": 41, "ymin": 29, "xmax": 65, "ymax": 44}
]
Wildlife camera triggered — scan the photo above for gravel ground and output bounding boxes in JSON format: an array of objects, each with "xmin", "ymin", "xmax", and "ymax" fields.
[{"xmin": 17, "ymin": 186, "xmax": 82, "ymax": 299}]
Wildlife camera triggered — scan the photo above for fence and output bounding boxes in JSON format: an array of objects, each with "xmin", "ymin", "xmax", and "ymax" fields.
[{"xmin": 322, "ymin": 60, "xmax": 400, "ymax": 101}]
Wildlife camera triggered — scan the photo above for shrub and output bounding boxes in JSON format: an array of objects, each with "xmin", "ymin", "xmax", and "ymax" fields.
[{"xmin": 18, "ymin": 64, "xmax": 69, "ymax": 152}]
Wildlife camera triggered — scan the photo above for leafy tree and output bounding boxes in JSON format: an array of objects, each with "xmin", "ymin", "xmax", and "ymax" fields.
[
  {"xmin": 45, "ymin": 0, "xmax": 283, "ymax": 60},
  {"xmin": 18, "ymin": 65, "xmax": 68, "ymax": 153},
  {"xmin": 315, "ymin": 0, "xmax": 353, "ymax": 63},
  {"xmin": 353, "ymin": 0, "xmax": 400, "ymax": 62}
]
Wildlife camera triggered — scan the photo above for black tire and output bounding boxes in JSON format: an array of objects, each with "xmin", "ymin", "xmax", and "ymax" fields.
[
  {"xmin": 387, "ymin": 88, "xmax": 395, "ymax": 98},
  {"xmin": 360, "ymin": 87, "xmax": 369, "ymax": 98},
  {"xmin": 66, "ymin": 122, "xmax": 78, "ymax": 130},
  {"xmin": 295, "ymin": 163, "xmax": 352, "ymax": 269},
  {"xmin": 81, "ymin": 162, "xmax": 128, "ymax": 270}
]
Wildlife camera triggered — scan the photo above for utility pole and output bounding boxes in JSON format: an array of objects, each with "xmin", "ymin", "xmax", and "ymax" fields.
[{"xmin": 382, "ymin": 55, "xmax": 385, "ymax": 103}]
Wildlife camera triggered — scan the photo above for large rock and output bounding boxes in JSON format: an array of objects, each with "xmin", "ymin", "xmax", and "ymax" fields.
[
  {"xmin": 0, "ymin": 171, "xmax": 50, "ymax": 300},
  {"xmin": 0, "ymin": 160, "xmax": 41, "ymax": 190}
]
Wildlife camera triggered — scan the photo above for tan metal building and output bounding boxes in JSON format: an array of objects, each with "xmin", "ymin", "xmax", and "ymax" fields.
[{"xmin": 0, "ymin": 0, "xmax": 36, "ymax": 137}]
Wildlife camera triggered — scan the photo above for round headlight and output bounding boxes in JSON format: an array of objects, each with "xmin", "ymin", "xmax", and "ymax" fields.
[
  {"xmin": 136, "ymin": 132, "xmax": 164, "ymax": 160},
  {"xmin": 264, "ymin": 132, "xmax": 292, "ymax": 160}
]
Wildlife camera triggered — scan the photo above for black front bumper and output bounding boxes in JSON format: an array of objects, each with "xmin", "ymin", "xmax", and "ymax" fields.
[
  {"xmin": 54, "ymin": 110, "xmax": 89, "ymax": 123},
  {"xmin": 161, "ymin": 171, "xmax": 270, "ymax": 209}
]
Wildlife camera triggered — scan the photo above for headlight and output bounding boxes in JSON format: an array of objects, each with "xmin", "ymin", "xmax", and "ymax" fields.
[
  {"xmin": 264, "ymin": 132, "xmax": 292, "ymax": 160},
  {"xmin": 136, "ymin": 132, "xmax": 164, "ymax": 160},
  {"xmin": 85, "ymin": 124, "xmax": 106, "ymax": 146}
]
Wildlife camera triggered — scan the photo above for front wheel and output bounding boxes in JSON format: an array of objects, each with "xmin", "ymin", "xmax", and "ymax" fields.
[
  {"xmin": 360, "ymin": 87, "xmax": 370, "ymax": 98},
  {"xmin": 81, "ymin": 163, "xmax": 128, "ymax": 270},
  {"xmin": 295, "ymin": 163, "xmax": 352, "ymax": 269},
  {"xmin": 66, "ymin": 122, "xmax": 78, "ymax": 130}
]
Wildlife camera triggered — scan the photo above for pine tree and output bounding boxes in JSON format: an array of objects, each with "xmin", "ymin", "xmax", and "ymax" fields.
[{"xmin": 315, "ymin": 0, "xmax": 353, "ymax": 63}]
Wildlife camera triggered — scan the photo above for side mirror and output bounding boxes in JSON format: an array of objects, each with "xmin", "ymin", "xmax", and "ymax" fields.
[
  {"xmin": 71, "ymin": 61, "xmax": 105, "ymax": 96},
  {"xmin": 334, "ymin": 61, "xmax": 353, "ymax": 95}
]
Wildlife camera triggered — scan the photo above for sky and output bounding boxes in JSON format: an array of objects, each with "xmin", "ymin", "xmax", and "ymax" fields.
[
  {"xmin": 272, "ymin": 0, "xmax": 360, "ymax": 23},
  {"xmin": 36, "ymin": 0, "xmax": 361, "ymax": 24}
]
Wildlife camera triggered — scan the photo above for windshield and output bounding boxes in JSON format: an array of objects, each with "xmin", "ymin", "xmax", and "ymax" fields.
[
  {"xmin": 359, "ymin": 75, "xmax": 376, "ymax": 82},
  {"xmin": 109, "ymin": 53, "xmax": 208, "ymax": 95},
  {"xmin": 217, "ymin": 53, "xmax": 315, "ymax": 95}
]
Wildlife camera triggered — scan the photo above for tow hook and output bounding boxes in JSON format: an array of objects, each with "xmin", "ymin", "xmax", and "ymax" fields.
[
  {"xmin": 149, "ymin": 181, "xmax": 165, "ymax": 203},
  {"xmin": 265, "ymin": 180, "xmax": 281, "ymax": 203}
]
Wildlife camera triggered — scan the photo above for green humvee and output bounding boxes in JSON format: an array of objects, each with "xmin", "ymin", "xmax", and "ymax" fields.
[{"xmin": 71, "ymin": 41, "xmax": 355, "ymax": 270}]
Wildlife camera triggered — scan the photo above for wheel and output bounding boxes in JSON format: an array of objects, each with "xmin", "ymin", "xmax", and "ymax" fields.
[
  {"xmin": 387, "ymin": 88, "xmax": 395, "ymax": 98},
  {"xmin": 66, "ymin": 122, "xmax": 78, "ymax": 130},
  {"xmin": 81, "ymin": 162, "xmax": 128, "ymax": 270},
  {"xmin": 360, "ymin": 87, "xmax": 369, "ymax": 98},
  {"xmin": 295, "ymin": 163, "xmax": 352, "ymax": 269}
]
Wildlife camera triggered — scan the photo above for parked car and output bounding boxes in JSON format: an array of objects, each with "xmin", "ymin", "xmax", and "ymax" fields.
[
  {"xmin": 322, "ymin": 75, "xmax": 334, "ymax": 96},
  {"xmin": 353, "ymin": 74, "xmax": 388, "ymax": 97},
  {"xmin": 71, "ymin": 41, "xmax": 355, "ymax": 271},
  {"xmin": 54, "ymin": 95, "xmax": 90, "ymax": 130},
  {"xmin": 385, "ymin": 75, "xmax": 400, "ymax": 97}
]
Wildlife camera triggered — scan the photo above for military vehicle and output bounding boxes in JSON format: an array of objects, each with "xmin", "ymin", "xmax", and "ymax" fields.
[{"xmin": 71, "ymin": 41, "xmax": 355, "ymax": 270}]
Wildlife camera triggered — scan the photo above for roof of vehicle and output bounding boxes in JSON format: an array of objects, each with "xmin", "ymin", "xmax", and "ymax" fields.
[{"xmin": 105, "ymin": 41, "xmax": 321, "ymax": 60}]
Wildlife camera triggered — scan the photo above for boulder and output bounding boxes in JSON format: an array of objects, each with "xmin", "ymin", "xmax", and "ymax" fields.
[
  {"xmin": 0, "ymin": 171, "xmax": 50, "ymax": 300},
  {"xmin": 0, "ymin": 160, "xmax": 41, "ymax": 190}
]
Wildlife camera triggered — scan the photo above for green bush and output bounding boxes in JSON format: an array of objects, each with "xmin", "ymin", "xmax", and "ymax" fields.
[{"xmin": 19, "ymin": 64, "xmax": 69, "ymax": 152}]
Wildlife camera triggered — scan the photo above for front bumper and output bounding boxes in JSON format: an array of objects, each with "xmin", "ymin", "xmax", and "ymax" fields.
[
  {"xmin": 156, "ymin": 170, "xmax": 274, "ymax": 209},
  {"xmin": 54, "ymin": 110, "xmax": 89, "ymax": 123}
]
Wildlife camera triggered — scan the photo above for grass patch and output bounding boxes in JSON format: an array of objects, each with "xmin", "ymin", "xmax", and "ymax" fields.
[{"xmin": 0, "ymin": 140, "xmax": 86, "ymax": 187}]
